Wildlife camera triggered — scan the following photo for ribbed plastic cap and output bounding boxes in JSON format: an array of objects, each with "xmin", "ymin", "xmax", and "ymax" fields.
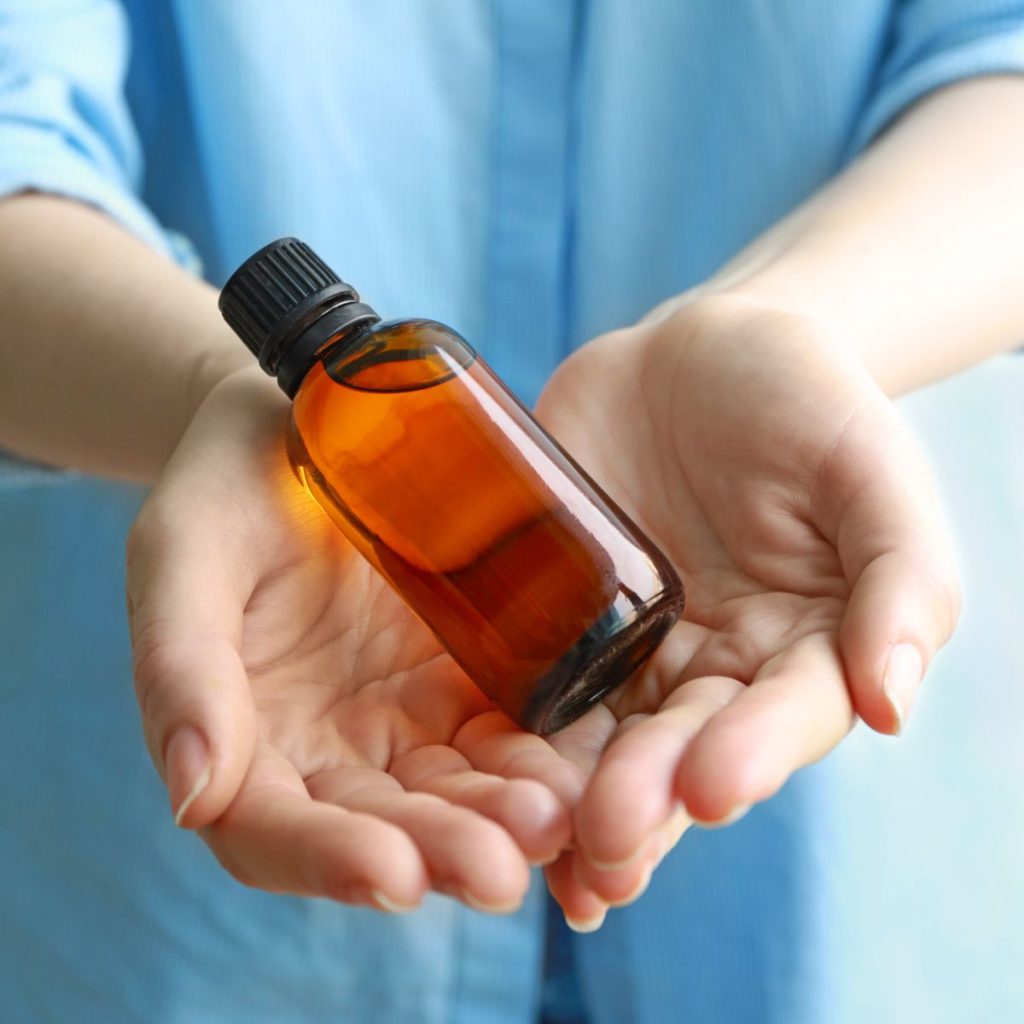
[{"xmin": 218, "ymin": 237, "xmax": 359, "ymax": 376}]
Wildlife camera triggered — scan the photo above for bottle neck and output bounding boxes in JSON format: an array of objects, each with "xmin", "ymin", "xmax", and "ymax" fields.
[{"xmin": 276, "ymin": 299, "xmax": 380, "ymax": 398}]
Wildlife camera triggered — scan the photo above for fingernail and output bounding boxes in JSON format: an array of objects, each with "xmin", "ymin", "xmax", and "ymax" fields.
[
  {"xmin": 565, "ymin": 909, "xmax": 607, "ymax": 933},
  {"xmin": 166, "ymin": 725, "xmax": 211, "ymax": 827},
  {"xmin": 435, "ymin": 879, "xmax": 523, "ymax": 914},
  {"xmin": 692, "ymin": 803, "xmax": 751, "ymax": 829},
  {"xmin": 369, "ymin": 890, "xmax": 419, "ymax": 914},
  {"xmin": 463, "ymin": 891, "xmax": 523, "ymax": 915},
  {"xmin": 585, "ymin": 843, "xmax": 647, "ymax": 873},
  {"xmin": 659, "ymin": 806, "xmax": 691, "ymax": 854},
  {"xmin": 883, "ymin": 643, "xmax": 923, "ymax": 735}
]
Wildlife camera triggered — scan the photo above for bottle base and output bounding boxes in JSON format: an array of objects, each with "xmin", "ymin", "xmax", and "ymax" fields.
[{"xmin": 521, "ymin": 589, "xmax": 684, "ymax": 735}]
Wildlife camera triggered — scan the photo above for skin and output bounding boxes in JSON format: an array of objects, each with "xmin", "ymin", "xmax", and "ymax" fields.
[
  {"xmin": 126, "ymin": 369, "xmax": 583, "ymax": 911},
  {"xmin": 2, "ymin": 77, "xmax": 1023, "ymax": 925},
  {"xmin": 536, "ymin": 300, "xmax": 959, "ymax": 921}
]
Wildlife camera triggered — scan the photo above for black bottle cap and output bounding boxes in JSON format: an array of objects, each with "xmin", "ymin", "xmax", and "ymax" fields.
[{"xmin": 219, "ymin": 237, "xmax": 379, "ymax": 395}]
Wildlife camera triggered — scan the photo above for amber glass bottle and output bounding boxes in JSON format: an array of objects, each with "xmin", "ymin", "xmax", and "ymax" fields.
[{"xmin": 219, "ymin": 239, "xmax": 683, "ymax": 733}]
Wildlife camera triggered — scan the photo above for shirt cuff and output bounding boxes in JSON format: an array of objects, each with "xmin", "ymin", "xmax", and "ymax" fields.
[{"xmin": 0, "ymin": 141, "xmax": 201, "ymax": 272}]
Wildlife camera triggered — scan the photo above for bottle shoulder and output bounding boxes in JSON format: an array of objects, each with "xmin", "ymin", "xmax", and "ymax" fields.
[{"xmin": 314, "ymin": 317, "xmax": 477, "ymax": 395}]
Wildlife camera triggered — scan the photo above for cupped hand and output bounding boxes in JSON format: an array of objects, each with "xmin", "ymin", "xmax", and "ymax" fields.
[
  {"xmin": 125, "ymin": 368, "xmax": 582, "ymax": 914},
  {"xmin": 535, "ymin": 296, "xmax": 960, "ymax": 923}
]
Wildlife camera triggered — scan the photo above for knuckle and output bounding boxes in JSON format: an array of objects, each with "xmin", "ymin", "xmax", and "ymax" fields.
[
  {"xmin": 130, "ymin": 626, "xmax": 182, "ymax": 727},
  {"xmin": 320, "ymin": 862, "xmax": 363, "ymax": 901},
  {"xmin": 131, "ymin": 620, "xmax": 174, "ymax": 684},
  {"xmin": 211, "ymin": 845, "xmax": 258, "ymax": 890},
  {"xmin": 202, "ymin": 823, "xmax": 261, "ymax": 890},
  {"xmin": 125, "ymin": 509, "xmax": 175, "ymax": 613},
  {"xmin": 227, "ymin": 863, "xmax": 258, "ymax": 890},
  {"xmin": 124, "ymin": 508, "xmax": 167, "ymax": 570}
]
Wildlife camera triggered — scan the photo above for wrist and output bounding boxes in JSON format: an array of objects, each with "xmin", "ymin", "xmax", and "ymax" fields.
[
  {"xmin": 636, "ymin": 291, "xmax": 873, "ymax": 409},
  {"xmin": 184, "ymin": 330, "xmax": 256, "ymax": 416},
  {"xmin": 165, "ymin": 323, "xmax": 276, "ymax": 475},
  {"xmin": 641, "ymin": 272, "xmax": 887, "ymax": 392}
]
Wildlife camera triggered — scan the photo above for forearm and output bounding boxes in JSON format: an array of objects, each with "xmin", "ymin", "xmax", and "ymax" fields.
[
  {"xmin": 0, "ymin": 194, "xmax": 251, "ymax": 481},
  {"xmin": 699, "ymin": 76, "xmax": 1024, "ymax": 396}
]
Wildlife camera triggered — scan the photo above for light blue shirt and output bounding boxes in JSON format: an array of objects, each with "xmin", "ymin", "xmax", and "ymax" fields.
[{"xmin": 2, "ymin": 2, "xmax": 1024, "ymax": 1021}]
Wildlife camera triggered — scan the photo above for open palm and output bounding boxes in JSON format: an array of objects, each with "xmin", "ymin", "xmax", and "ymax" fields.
[
  {"xmin": 535, "ymin": 299, "xmax": 960, "ymax": 917},
  {"xmin": 126, "ymin": 301, "xmax": 959, "ymax": 925},
  {"xmin": 126, "ymin": 369, "xmax": 581, "ymax": 913}
]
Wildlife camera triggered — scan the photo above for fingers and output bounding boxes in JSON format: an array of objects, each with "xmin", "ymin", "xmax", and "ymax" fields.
[
  {"xmin": 676, "ymin": 633, "xmax": 855, "ymax": 824},
  {"xmin": 573, "ymin": 805, "xmax": 688, "ymax": 907},
  {"xmin": 822, "ymin": 406, "xmax": 961, "ymax": 734},
  {"xmin": 544, "ymin": 808, "xmax": 689, "ymax": 930},
  {"xmin": 126, "ymin": 501, "xmax": 257, "ymax": 829},
  {"xmin": 544, "ymin": 852, "xmax": 608, "ymax": 933},
  {"xmin": 840, "ymin": 550, "xmax": 958, "ymax": 733},
  {"xmin": 543, "ymin": 701, "xmax": 620, "ymax": 783},
  {"xmin": 563, "ymin": 640, "xmax": 848, "ymax": 909},
  {"xmin": 390, "ymin": 744, "xmax": 570, "ymax": 864},
  {"xmin": 573, "ymin": 678, "xmax": 742, "ymax": 871},
  {"xmin": 204, "ymin": 744, "xmax": 429, "ymax": 910},
  {"xmin": 564, "ymin": 641, "xmax": 845, "ymax": 910},
  {"xmin": 544, "ymin": 700, "xmax": 689, "ymax": 920},
  {"xmin": 453, "ymin": 710, "xmax": 596, "ymax": 815},
  {"xmin": 452, "ymin": 708, "xmax": 619, "ymax": 922},
  {"xmin": 308, "ymin": 764, "xmax": 531, "ymax": 912},
  {"xmin": 568, "ymin": 679, "xmax": 737, "ymax": 906}
]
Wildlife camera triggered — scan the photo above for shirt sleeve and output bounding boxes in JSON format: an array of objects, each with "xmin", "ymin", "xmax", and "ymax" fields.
[
  {"xmin": 0, "ymin": 0, "xmax": 191, "ymax": 265},
  {"xmin": 847, "ymin": 0, "xmax": 1024, "ymax": 156}
]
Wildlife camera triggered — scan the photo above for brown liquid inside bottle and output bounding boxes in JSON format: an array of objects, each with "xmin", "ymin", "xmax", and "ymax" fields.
[
  {"xmin": 288, "ymin": 319, "xmax": 683, "ymax": 733},
  {"xmin": 219, "ymin": 238, "xmax": 684, "ymax": 733}
]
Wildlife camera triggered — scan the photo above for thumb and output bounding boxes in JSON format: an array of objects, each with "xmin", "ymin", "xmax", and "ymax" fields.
[
  {"xmin": 824, "ymin": 403, "xmax": 961, "ymax": 735},
  {"xmin": 126, "ymin": 504, "xmax": 257, "ymax": 829}
]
